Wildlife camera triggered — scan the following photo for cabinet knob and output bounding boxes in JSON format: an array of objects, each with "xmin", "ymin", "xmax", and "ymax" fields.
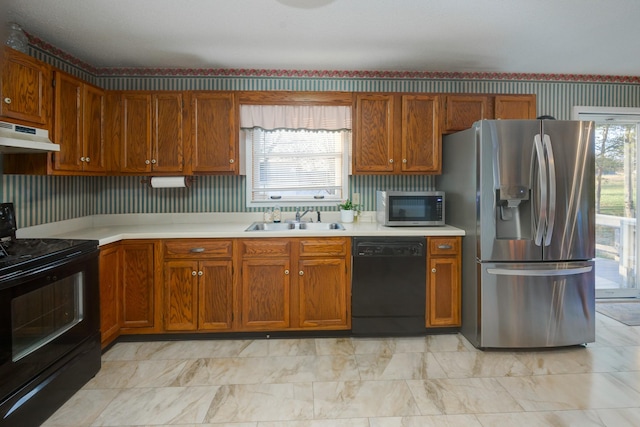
[
  {"xmin": 229, "ymin": 159, "xmax": 234, "ymax": 164},
  {"xmin": 85, "ymin": 157, "xmax": 90, "ymax": 162},
  {"xmin": 145, "ymin": 159, "xmax": 151, "ymax": 165},
  {"xmin": 389, "ymin": 159, "xmax": 394, "ymax": 163},
  {"xmin": 284, "ymin": 269, "xmax": 289, "ymax": 275},
  {"xmin": 198, "ymin": 271, "xmax": 203, "ymax": 276},
  {"xmin": 192, "ymin": 271, "xmax": 197, "ymax": 276},
  {"xmin": 151, "ymin": 159, "xmax": 157, "ymax": 164},
  {"xmin": 402, "ymin": 159, "xmax": 407, "ymax": 163},
  {"xmin": 80, "ymin": 157, "xmax": 86, "ymax": 162},
  {"xmin": 3, "ymin": 97, "xmax": 11, "ymax": 104},
  {"xmin": 299, "ymin": 271, "xmax": 304, "ymax": 276},
  {"xmin": 432, "ymin": 268, "xmax": 437, "ymax": 273}
]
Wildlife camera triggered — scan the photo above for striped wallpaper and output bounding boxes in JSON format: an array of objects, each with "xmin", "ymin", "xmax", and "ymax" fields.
[{"xmin": 2, "ymin": 48, "xmax": 639, "ymax": 227}]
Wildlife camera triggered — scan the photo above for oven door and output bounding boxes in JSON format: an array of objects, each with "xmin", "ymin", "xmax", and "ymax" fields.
[{"xmin": 0, "ymin": 250, "xmax": 99, "ymax": 403}]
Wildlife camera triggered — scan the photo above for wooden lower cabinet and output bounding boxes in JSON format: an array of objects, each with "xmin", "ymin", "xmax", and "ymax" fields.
[
  {"xmin": 99, "ymin": 243, "xmax": 120, "ymax": 348},
  {"xmin": 238, "ymin": 237, "xmax": 351, "ymax": 331},
  {"xmin": 163, "ymin": 239, "xmax": 234, "ymax": 331},
  {"xmin": 120, "ymin": 240, "xmax": 159, "ymax": 331},
  {"xmin": 426, "ymin": 236, "xmax": 462, "ymax": 327}
]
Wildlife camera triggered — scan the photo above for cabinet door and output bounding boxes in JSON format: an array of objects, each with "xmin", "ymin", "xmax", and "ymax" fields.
[
  {"xmin": 442, "ymin": 95, "xmax": 489, "ymax": 133},
  {"xmin": 53, "ymin": 72, "xmax": 83, "ymax": 171},
  {"xmin": 82, "ymin": 84, "xmax": 106, "ymax": 172},
  {"xmin": 353, "ymin": 93, "xmax": 395, "ymax": 173},
  {"xmin": 191, "ymin": 92, "xmax": 237, "ymax": 173},
  {"xmin": 427, "ymin": 256, "xmax": 461, "ymax": 327},
  {"xmin": 120, "ymin": 93, "xmax": 152, "ymax": 173},
  {"xmin": 494, "ymin": 95, "xmax": 537, "ymax": 119},
  {"xmin": 297, "ymin": 258, "xmax": 349, "ymax": 329},
  {"xmin": 240, "ymin": 258, "xmax": 290, "ymax": 329},
  {"xmin": 152, "ymin": 93, "xmax": 184, "ymax": 173},
  {"xmin": 99, "ymin": 244, "xmax": 120, "ymax": 347},
  {"xmin": 121, "ymin": 241, "xmax": 155, "ymax": 328},
  {"xmin": 164, "ymin": 260, "xmax": 198, "ymax": 331},
  {"xmin": 401, "ymin": 94, "xmax": 441, "ymax": 173},
  {"xmin": 1, "ymin": 47, "xmax": 50, "ymax": 126},
  {"xmin": 199, "ymin": 260, "xmax": 234, "ymax": 330}
]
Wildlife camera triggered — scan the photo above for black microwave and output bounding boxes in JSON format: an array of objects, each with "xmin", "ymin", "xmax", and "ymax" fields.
[{"xmin": 376, "ymin": 191, "xmax": 445, "ymax": 226}]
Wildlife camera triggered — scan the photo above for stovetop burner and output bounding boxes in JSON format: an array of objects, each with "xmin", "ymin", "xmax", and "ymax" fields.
[{"xmin": 0, "ymin": 203, "xmax": 98, "ymax": 281}]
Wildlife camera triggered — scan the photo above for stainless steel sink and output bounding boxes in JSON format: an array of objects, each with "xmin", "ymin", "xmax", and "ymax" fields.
[{"xmin": 245, "ymin": 221, "xmax": 345, "ymax": 231}]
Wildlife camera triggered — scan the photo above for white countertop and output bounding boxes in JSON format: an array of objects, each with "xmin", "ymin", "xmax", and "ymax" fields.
[{"xmin": 17, "ymin": 212, "xmax": 464, "ymax": 246}]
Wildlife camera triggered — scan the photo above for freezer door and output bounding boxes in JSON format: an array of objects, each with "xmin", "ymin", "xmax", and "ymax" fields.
[
  {"xmin": 478, "ymin": 261, "xmax": 595, "ymax": 348},
  {"xmin": 478, "ymin": 120, "xmax": 543, "ymax": 261},
  {"xmin": 541, "ymin": 120, "xmax": 595, "ymax": 261}
]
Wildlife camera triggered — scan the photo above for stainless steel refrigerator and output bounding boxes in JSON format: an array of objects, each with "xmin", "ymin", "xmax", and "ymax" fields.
[{"xmin": 438, "ymin": 120, "xmax": 595, "ymax": 349}]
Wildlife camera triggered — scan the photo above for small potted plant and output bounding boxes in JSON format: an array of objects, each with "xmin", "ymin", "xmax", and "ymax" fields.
[{"xmin": 338, "ymin": 199, "xmax": 360, "ymax": 223}]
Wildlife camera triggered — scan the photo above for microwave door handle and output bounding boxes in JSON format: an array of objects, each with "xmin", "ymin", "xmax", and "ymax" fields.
[
  {"xmin": 542, "ymin": 134, "xmax": 556, "ymax": 247},
  {"xmin": 534, "ymin": 134, "xmax": 547, "ymax": 246}
]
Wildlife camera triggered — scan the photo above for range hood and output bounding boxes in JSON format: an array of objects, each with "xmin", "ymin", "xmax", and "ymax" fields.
[{"xmin": 0, "ymin": 121, "xmax": 60, "ymax": 153}]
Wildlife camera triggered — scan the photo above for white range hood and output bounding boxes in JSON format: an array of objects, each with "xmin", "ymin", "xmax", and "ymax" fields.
[{"xmin": 0, "ymin": 121, "xmax": 60, "ymax": 154}]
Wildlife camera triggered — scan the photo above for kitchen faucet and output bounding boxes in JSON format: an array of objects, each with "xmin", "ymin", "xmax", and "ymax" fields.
[{"xmin": 295, "ymin": 208, "xmax": 311, "ymax": 222}]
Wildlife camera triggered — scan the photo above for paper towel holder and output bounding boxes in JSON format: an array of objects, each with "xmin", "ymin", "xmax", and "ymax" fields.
[{"xmin": 141, "ymin": 176, "xmax": 195, "ymax": 188}]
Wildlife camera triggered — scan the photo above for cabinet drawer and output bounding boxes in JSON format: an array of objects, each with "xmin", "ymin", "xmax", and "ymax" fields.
[
  {"xmin": 240, "ymin": 239, "xmax": 290, "ymax": 257},
  {"xmin": 164, "ymin": 239, "xmax": 233, "ymax": 258},
  {"xmin": 428, "ymin": 237, "xmax": 460, "ymax": 255},
  {"xmin": 298, "ymin": 238, "xmax": 349, "ymax": 257}
]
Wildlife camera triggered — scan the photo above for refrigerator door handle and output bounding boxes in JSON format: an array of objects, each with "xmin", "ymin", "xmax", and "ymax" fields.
[
  {"xmin": 487, "ymin": 266, "xmax": 593, "ymax": 276},
  {"xmin": 533, "ymin": 134, "xmax": 547, "ymax": 246},
  {"xmin": 543, "ymin": 134, "xmax": 556, "ymax": 246}
]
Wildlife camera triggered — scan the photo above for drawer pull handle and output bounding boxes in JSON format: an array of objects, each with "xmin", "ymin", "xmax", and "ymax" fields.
[
  {"xmin": 190, "ymin": 248, "xmax": 205, "ymax": 253},
  {"xmin": 437, "ymin": 244, "xmax": 452, "ymax": 250}
]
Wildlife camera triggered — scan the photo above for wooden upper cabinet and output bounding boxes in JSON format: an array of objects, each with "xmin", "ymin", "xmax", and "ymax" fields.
[
  {"xmin": 441, "ymin": 95, "xmax": 489, "ymax": 133},
  {"xmin": 1, "ymin": 46, "xmax": 51, "ymax": 127},
  {"xmin": 442, "ymin": 94, "xmax": 537, "ymax": 134},
  {"xmin": 152, "ymin": 93, "xmax": 184, "ymax": 173},
  {"xmin": 401, "ymin": 94, "xmax": 440, "ymax": 173},
  {"xmin": 115, "ymin": 91, "xmax": 184, "ymax": 174},
  {"xmin": 354, "ymin": 93, "xmax": 441, "ymax": 174},
  {"xmin": 190, "ymin": 91, "xmax": 238, "ymax": 174},
  {"xmin": 119, "ymin": 93, "xmax": 152, "ymax": 173},
  {"xmin": 353, "ymin": 93, "xmax": 394, "ymax": 173},
  {"xmin": 494, "ymin": 94, "xmax": 537, "ymax": 119},
  {"xmin": 53, "ymin": 71, "xmax": 105, "ymax": 173}
]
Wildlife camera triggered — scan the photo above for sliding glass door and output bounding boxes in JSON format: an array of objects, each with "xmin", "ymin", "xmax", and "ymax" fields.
[{"xmin": 575, "ymin": 107, "xmax": 640, "ymax": 298}]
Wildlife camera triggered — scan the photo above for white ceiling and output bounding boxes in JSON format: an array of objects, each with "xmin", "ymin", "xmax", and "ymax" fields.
[{"xmin": 3, "ymin": 0, "xmax": 640, "ymax": 76}]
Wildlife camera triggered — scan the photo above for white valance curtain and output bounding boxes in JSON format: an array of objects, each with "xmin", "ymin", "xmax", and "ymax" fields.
[{"xmin": 240, "ymin": 105, "xmax": 352, "ymax": 131}]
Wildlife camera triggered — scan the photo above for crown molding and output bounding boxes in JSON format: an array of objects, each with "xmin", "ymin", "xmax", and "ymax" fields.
[{"xmin": 27, "ymin": 34, "xmax": 640, "ymax": 84}]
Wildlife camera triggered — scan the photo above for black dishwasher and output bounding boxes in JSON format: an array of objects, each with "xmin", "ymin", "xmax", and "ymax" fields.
[{"xmin": 351, "ymin": 237, "xmax": 426, "ymax": 336}]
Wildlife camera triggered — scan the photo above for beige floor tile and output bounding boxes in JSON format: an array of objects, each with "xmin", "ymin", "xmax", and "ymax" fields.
[
  {"xmin": 313, "ymin": 380, "xmax": 423, "ymax": 418},
  {"xmin": 407, "ymin": 377, "xmax": 524, "ymax": 415},
  {"xmin": 91, "ymin": 386, "xmax": 219, "ymax": 425},
  {"xmin": 40, "ymin": 389, "xmax": 119, "ymax": 427},
  {"xmin": 368, "ymin": 414, "xmax": 483, "ymax": 426},
  {"xmin": 432, "ymin": 351, "xmax": 531, "ymax": 378},
  {"xmin": 475, "ymin": 409, "xmax": 605, "ymax": 426},
  {"xmin": 258, "ymin": 419, "xmax": 370, "ymax": 427},
  {"xmin": 596, "ymin": 408, "xmax": 640, "ymax": 427},
  {"xmin": 84, "ymin": 359, "xmax": 189, "ymax": 388},
  {"xmin": 513, "ymin": 346, "xmax": 620, "ymax": 375},
  {"xmin": 426, "ymin": 334, "xmax": 476, "ymax": 352},
  {"xmin": 356, "ymin": 351, "xmax": 446, "ymax": 380},
  {"xmin": 497, "ymin": 373, "xmax": 640, "ymax": 411},
  {"xmin": 205, "ymin": 383, "xmax": 314, "ymax": 423},
  {"xmin": 314, "ymin": 337, "xmax": 355, "ymax": 355}
]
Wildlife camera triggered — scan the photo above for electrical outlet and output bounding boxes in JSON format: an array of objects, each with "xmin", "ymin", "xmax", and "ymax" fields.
[{"xmin": 352, "ymin": 192, "xmax": 360, "ymax": 205}]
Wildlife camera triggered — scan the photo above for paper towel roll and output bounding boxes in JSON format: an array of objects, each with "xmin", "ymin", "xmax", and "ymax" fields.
[{"xmin": 149, "ymin": 176, "xmax": 189, "ymax": 188}]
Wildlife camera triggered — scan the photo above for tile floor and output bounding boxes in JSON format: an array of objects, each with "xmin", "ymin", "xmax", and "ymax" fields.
[{"xmin": 43, "ymin": 312, "xmax": 640, "ymax": 426}]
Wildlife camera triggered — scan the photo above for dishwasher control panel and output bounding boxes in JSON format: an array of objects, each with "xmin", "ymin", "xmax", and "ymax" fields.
[{"xmin": 354, "ymin": 240, "xmax": 425, "ymax": 257}]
